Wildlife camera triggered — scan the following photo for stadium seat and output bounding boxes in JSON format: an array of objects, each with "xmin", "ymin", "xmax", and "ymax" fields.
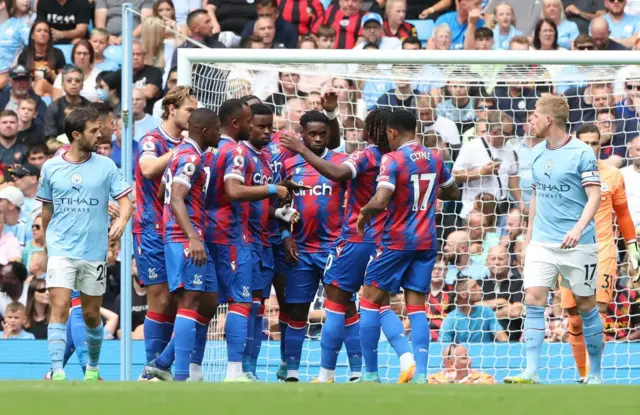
[
  {"xmin": 104, "ymin": 46, "xmax": 123, "ymax": 66},
  {"xmin": 54, "ymin": 44, "xmax": 74, "ymax": 65},
  {"xmin": 407, "ymin": 19, "xmax": 435, "ymax": 45}
]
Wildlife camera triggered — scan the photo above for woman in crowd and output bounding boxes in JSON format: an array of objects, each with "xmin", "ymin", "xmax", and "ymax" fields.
[
  {"xmin": 24, "ymin": 277, "xmax": 50, "ymax": 339},
  {"xmin": 428, "ymin": 24, "xmax": 452, "ymax": 50},
  {"xmin": 0, "ymin": 0, "xmax": 33, "ymax": 88},
  {"xmin": 532, "ymin": 18, "xmax": 561, "ymax": 51},
  {"xmin": 52, "ymin": 40, "xmax": 100, "ymax": 102},
  {"xmin": 96, "ymin": 70, "xmax": 122, "ymax": 114},
  {"xmin": 540, "ymin": 0, "xmax": 579, "ymax": 50},
  {"xmin": 17, "ymin": 20, "xmax": 66, "ymax": 97},
  {"xmin": 383, "ymin": 0, "xmax": 417, "ymax": 41},
  {"xmin": 140, "ymin": 0, "xmax": 182, "ymax": 76},
  {"xmin": 21, "ymin": 214, "xmax": 44, "ymax": 270}
]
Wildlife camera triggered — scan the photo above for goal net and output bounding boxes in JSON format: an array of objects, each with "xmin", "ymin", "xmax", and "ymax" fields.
[{"xmin": 184, "ymin": 49, "xmax": 640, "ymax": 384}]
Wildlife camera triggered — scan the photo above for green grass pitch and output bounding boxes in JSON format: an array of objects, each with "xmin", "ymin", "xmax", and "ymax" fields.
[{"xmin": 2, "ymin": 382, "xmax": 637, "ymax": 415}]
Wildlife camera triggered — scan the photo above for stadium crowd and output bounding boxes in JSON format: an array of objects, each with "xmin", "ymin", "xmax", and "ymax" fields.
[{"xmin": 0, "ymin": 0, "xmax": 640, "ymax": 382}]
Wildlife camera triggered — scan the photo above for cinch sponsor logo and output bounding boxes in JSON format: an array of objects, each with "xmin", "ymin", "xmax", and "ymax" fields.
[
  {"xmin": 293, "ymin": 183, "xmax": 333, "ymax": 196},
  {"xmin": 270, "ymin": 160, "xmax": 282, "ymax": 175},
  {"xmin": 252, "ymin": 171, "xmax": 273, "ymax": 185}
]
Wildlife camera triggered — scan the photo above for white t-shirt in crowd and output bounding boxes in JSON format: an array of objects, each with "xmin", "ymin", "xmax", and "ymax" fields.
[
  {"xmin": 453, "ymin": 137, "xmax": 519, "ymax": 218},
  {"xmin": 54, "ymin": 66, "xmax": 101, "ymax": 102},
  {"xmin": 621, "ymin": 165, "xmax": 640, "ymax": 227},
  {"xmin": 0, "ymin": 283, "xmax": 28, "ymax": 317},
  {"xmin": 422, "ymin": 115, "xmax": 461, "ymax": 146}
]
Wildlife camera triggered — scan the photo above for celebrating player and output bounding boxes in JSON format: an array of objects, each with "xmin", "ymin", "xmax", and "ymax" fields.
[
  {"xmin": 204, "ymin": 99, "xmax": 290, "ymax": 382},
  {"xmin": 133, "ymin": 86, "xmax": 196, "ymax": 379},
  {"xmin": 37, "ymin": 108, "xmax": 133, "ymax": 381},
  {"xmin": 357, "ymin": 109, "xmax": 459, "ymax": 384},
  {"xmin": 280, "ymin": 110, "xmax": 350, "ymax": 382},
  {"xmin": 279, "ymin": 109, "xmax": 392, "ymax": 383},
  {"xmin": 561, "ymin": 123, "xmax": 640, "ymax": 382},
  {"xmin": 504, "ymin": 96, "xmax": 604, "ymax": 385}
]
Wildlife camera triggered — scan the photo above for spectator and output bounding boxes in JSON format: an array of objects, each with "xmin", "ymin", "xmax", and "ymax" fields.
[
  {"xmin": 590, "ymin": 16, "xmax": 630, "ymax": 49},
  {"xmin": 10, "ymin": 163, "xmax": 39, "ymax": 223},
  {"xmin": 241, "ymin": 0, "xmax": 297, "ymax": 49},
  {"xmin": 0, "ymin": 212, "xmax": 21, "ymax": 266},
  {"xmin": 276, "ymin": 0, "xmax": 324, "ymax": 37},
  {"xmin": 298, "ymin": 35, "xmax": 317, "ymax": 49},
  {"xmin": 29, "ymin": 251, "xmax": 47, "ymax": 280},
  {"xmin": 443, "ymin": 230, "xmax": 490, "ymax": 285},
  {"xmin": 0, "ymin": 65, "xmax": 47, "ymax": 126},
  {"xmin": 532, "ymin": 17, "xmax": 562, "ymax": 50},
  {"xmin": 206, "ymin": 0, "xmax": 254, "ymax": 35},
  {"xmin": 125, "ymin": 40, "xmax": 164, "ymax": 114},
  {"xmin": 21, "ymin": 214, "xmax": 44, "ymax": 270},
  {"xmin": 495, "ymin": 78, "xmax": 538, "ymax": 137},
  {"xmin": 505, "ymin": 111, "xmax": 539, "ymax": 204},
  {"xmin": 0, "ymin": 261, "xmax": 28, "ymax": 314},
  {"xmin": 564, "ymin": 0, "xmax": 607, "ymax": 34},
  {"xmin": 478, "ymin": 244, "xmax": 524, "ymax": 340},
  {"xmin": 254, "ymin": 16, "xmax": 286, "ymax": 49},
  {"xmin": 615, "ymin": 73, "xmax": 640, "ymax": 139},
  {"xmin": 266, "ymin": 72, "xmax": 308, "ymax": 117},
  {"xmin": 426, "ymin": 258, "xmax": 452, "ymax": 341},
  {"xmin": 508, "ymin": 34, "xmax": 530, "ymax": 50},
  {"xmin": 461, "ymin": 96, "xmax": 496, "ymax": 145},
  {"xmin": 417, "ymin": 94, "xmax": 461, "ymax": 150},
  {"xmin": 467, "ymin": 209, "xmax": 500, "ymax": 261},
  {"xmin": 89, "ymin": 29, "xmax": 120, "ymax": 72},
  {"xmin": 323, "ymin": 0, "xmax": 366, "ymax": 49},
  {"xmin": 0, "ymin": 185, "xmax": 28, "ymax": 245},
  {"xmin": 337, "ymin": 116, "xmax": 364, "ymax": 154},
  {"xmin": 605, "ymin": 278, "xmax": 640, "ymax": 341},
  {"xmin": 486, "ymin": 0, "xmax": 542, "ymax": 35},
  {"xmin": 17, "ymin": 20, "xmax": 67, "ymax": 97},
  {"xmin": 43, "ymin": 66, "xmax": 90, "ymax": 140},
  {"xmin": 0, "ymin": 301, "xmax": 34, "ymax": 339},
  {"xmin": 621, "ymin": 136, "xmax": 640, "ymax": 227},
  {"xmin": 427, "ymin": 24, "xmax": 453, "ymax": 50},
  {"xmin": 139, "ymin": 7, "xmax": 178, "ymax": 74},
  {"xmin": 439, "ymin": 278, "xmax": 509, "ymax": 342},
  {"xmin": 564, "ymin": 81, "xmax": 613, "ymax": 127},
  {"xmin": 383, "ymin": 0, "xmax": 417, "ymax": 41},
  {"xmin": 0, "ymin": 110, "xmax": 28, "ymax": 166},
  {"xmin": 315, "ymin": 24, "xmax": 336, "ymax": 49},
  {"xmin": 97, "ymin": 70, "xmax": 122, "ymax": 114},
  {"xmin": 331, "ymin": 77, "xmax": 360, "ymax": 124},
  {"xmin": 282, "ymin": 96, "xmax": 307, "ymax": 130},
  {"xmin": 25, "ymin": 145, "xmax": 48, "ymax": 169},
  {"xmin": 152, "ymin": 68, "xmax": 177, "ymax": 119},
  {"xmin": 595, "ymin": 110, "xmax": 627, "ymax": 161},
  {"xmin": 500, "ymin": 207, "xmax": 525, "ymax": 245},
  {"xmin": 53, "ymin": 40, "xmax": 101, "ymax": 102},
  {"xmin": 111, "ymin": 115, "xmax": 139, "ymax": 170},
  {"xmin": 493, "ymin": 2, "xmax": 522, "ymax": 50},
  {"xmin": 603, "ymin": 0, "xmax": 640, "ymax": 46},
  {"xmin": 356, "ymin": 12, "xmax": 402, "ymax": 50},
  {"xmin": 16, "ymin": 99, "xmax": 44, "ymax": 147},
  {"xmin": 23, "ymin": 278, "xmax": 49, "ymax": 339},
  {"xmin": 0, "ymin": 0, "xmax": 32, "ymax": 89},
  {"xmin": 114, "ymin": 260, "xmax": 147, "ymax": 340},
  {"xmin": 169, "ymin": 10, "xmax": 225, "ymax": 70},
  {"xmin": 436, "ymin": 78, "xmax": 475, "ymax": 131},
  {"xmin": 132, "ymin": 88, "xmax": 161, "ymax": 142},
  {"xmin": 428, "ymin": 344, "xmax": 496, "ymax": 384},
  {"xmin": 376, "ymin": 70, "xmax": 420, "ymax": 112},
  {"xmin": 434, "ymin": 0, "xmax": 484, "ymax": 50},
  {"xmin": 380, "ymin": 0, "xmax": 452, "ymax": 21},
  {"xmin": 465, "ymin": 26, "xmax": 494, "ymax": 50},
  {"xmin": 95, "ymin": 0, "xmax": 154, "ymax": 45},
  {"xmin": 541, "ymin": 0, "xmax": 580, "ymax": 48},
  {"xmin": 36, "ymin": 0, "xmax": 90, "ymax": 44},
  {"xmin": 97, "ymin": 138, "xmax": 113, "ymax": 158}
]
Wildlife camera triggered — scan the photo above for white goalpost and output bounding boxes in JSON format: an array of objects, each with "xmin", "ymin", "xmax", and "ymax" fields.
[{"xmin": 177, "ymin": 48, "xmax": 640, "ymax": 384}]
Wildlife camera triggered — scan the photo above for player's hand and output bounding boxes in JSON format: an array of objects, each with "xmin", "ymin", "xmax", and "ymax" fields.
[
  {"xmin": 283, "ymin": 236, "xmax": 299, "ymax": 263},
  {"xmin": 278, "ymin": 175, "xmax": 311, "ymax": 192},
  {"xmin": 627, "ymin": 242, "xmax": 640, "ymax": 283},
  {"xmin": 275, "ymin": 205, "xmax": 300, "ymax": 224},
  {"xmin": 561, "ymin": 227, "xmax": 582, "ymax": 249},
  {"xmin": 468, "ymin": 8, "xmax": 481, "ymax": 25},
  {"xmin": 279, "ymin": 132, "xmax": 305, "ymax": 154},
  {"xmin": 189, "ymin": 237, "xmax": 207, "ymax": 267},
  {"xmin": 274, "ymin": 185, "xmax": 289, "ymax": 200},
  {"xmin": 108, "ymin": 201, "xmax": 120, "ymax": 218},
  {"xmin": 321, "ymin": 91, "xmax": 339, "ymax": 113},
  {"xmin": 356, "ymin": 211, "xmax": 371, "ymax": 236},
  {"xmin": 108, "ymin": 219, "xmax": 126, "ymax": 241}
]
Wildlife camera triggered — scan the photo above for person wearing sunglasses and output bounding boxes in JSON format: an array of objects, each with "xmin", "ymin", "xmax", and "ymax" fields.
[
  {"xmin": 603, "ymin": 0, "xmax": 640, "ymax": 48},
  {"xmin": 24, "ymin": 278, "xmax": 50, "ymax": 339},
  {"xmin": 21, "ymin": 214, "xmax": 45, "ymax": 271}
]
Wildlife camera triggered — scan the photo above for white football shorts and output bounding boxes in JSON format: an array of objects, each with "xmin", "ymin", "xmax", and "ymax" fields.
[{"xmin": 46, "ymin": 256, "xmax": 107, "ymax": 297}]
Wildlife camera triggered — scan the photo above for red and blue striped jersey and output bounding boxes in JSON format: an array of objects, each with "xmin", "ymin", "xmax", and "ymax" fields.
[
  {"xmin": 243, "ymin": 141, "xmax": 274, "ymax": 246},
  {"xmin": 204, "ymin": 135, "xmax": 249, "ymax": 245},
  {"xmin": 284, "ymin": 148, "xmax": 347, "ymax": 253},
  {"xmin": 377, "ymin": 140, "xmax": 453, "ymax": 251},
  {"xmin": 265, "ymin": 131, "xmax": 297, "ymax": 243},
  {"xmin": 342, "ymin": 145, "xmax": 384, "ymax": 244},
  {"xmin": 162, "ymin": 138, "xmax": 209, "ymax": 243},
  {"xmin": 133, "ymin": 126, "xmax": 181, "ymax": 235}
]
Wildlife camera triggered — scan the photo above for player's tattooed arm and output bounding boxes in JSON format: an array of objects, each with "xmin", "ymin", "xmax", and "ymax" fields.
[
  {"xmin": 140, "ymin": 150, "xmax": 174, "ymax": 179},
  {"xmin": 41, "ymin": 202, "xmax": 53, "ymax": 252},
  {"xmin": 280, "ymin": 133, "xmax": 352, "ymax": 182},
  {"xmin": 170, "ymin": 182, "xmax": 207, "ymax": 267},
  {"xmin": 357, "ymin": 187, "xmax": 393, "ymax": 236}
]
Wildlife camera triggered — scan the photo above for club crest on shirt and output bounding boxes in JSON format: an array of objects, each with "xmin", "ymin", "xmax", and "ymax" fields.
[
  {"xmin": 340, "ymin": 19, "xmax": 350, "ymax": 27},
  {"xmin": 295, "ymin": 167, "xmax": 301, "ymax": 175},
  {"xmin": 142, "ymin": 140, "xmax": 155, "ymax": 151},
  {"xmin": 183, "ymin": 162, "xmax": 196, "ymax": 176},
  {"xmin": 193, "ymin": 274, "xmax": 203, "ymax": 285},
  {"xmin": 544, "ymin": 160, "xmax": 554, "ymax": 171},
  {"xmin": 71, "ymin": 174, "xmax": 82, "ymax": 184},
  {"xmin": 233, "ymin": 155, "xmax": 245, "ymax": 167}
]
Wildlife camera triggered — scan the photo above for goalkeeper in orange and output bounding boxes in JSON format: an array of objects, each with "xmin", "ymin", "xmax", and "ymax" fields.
[{"xmin": 562, "ymin": 123, "xmax": 640, "ymax": 383}]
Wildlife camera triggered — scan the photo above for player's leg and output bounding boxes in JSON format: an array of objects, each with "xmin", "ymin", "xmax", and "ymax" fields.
[
  {"xmin": 189, "ymin": 255, "xmax": 218, "ymax": 382},
  {"xmin": 69, "ymin": 303, "xmax": 88, "ymax": 373},
  {"xmin": 344, "ymin": 301, "xmax": 362, "ymax": 382},
  {"xmin": 402, "ymin": 249, "xmax": 438, "ymax": 383},
  {"xmin": 272, "ymin": 242, "xmax": 289, "ymax": 380},
  {"xmin": 504, "ymin": 243, "xmax": 557, "ymax": 384},
  {"xmin": 46, "ymin": 256, "xmax": 76, "ymax": 380},
  {"xmin": 243, "ymin": 243, "xmax": 265, "ymax": 377},
  {"xmin": 561, "ymin": 286, "xmax": 587, "ymax": 381}
]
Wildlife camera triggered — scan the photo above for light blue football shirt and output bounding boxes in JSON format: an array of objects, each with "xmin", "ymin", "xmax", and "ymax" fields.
[
  {"xmin": 36, "ymin": 153, "xmax": 131, "ymax": 261},
  {"xmin": 531, "ymin": 137, "xmax": 600, "ymax": 245},
  {"xmin": 602, "ymin": 13, "xmax": 640, "ymax": 40}
]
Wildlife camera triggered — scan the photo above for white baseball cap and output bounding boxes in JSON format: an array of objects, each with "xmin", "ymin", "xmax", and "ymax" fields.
[{"xmin": 0, "ymin": 186, "xmax": 24, "ymax": 208}]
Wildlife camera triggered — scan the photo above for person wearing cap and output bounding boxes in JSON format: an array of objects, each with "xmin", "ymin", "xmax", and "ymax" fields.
[
  {"xmin": 0, "ymin": 185, "xmax": 29, "ymax": 247},
  {"xmin": 0, "ymin": 66, "xmax": 47, "ymax": 126},
  {"xmin": 355, "ymin": 12, "xmax": 402, "ymax": 50},
  {"xmin": 11, "ymin": 163, "xmax": 41, "ymax": 224}
]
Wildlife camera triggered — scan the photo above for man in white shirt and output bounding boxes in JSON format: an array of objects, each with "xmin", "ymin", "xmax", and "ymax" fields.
[
  {"xmin": 621, "ymin": 136, "xmax": 640, "ymax": 228},
  {"xmin": 452, "ymin": 111, "xmax": 522, "ymax": 218},
  {"xmin": 355, "ymin": 13, "xmax": 402, "ymax": 50},
  {"xmin": 418, "ymin": 94, "xmax": 461, "ymax": 149}
]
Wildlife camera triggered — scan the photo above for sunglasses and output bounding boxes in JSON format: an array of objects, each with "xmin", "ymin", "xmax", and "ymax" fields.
[
  {"xmin": 576, "ymin": 45, "xmax": 595, "ymax": 50},
  {"xmin": 626, "ymin": 84, "xmax": 640, "ymax": 90},
  {"xmin": 32, "ymin": 224, "xmax": 41, "ymax": 230},
  {"xmin": 608, "ymin": 0, "xmax": 625, "ymax": 3},
  {"xmin": 35, "ymin": 287, "xmax": 47, "ymax": 293}
]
